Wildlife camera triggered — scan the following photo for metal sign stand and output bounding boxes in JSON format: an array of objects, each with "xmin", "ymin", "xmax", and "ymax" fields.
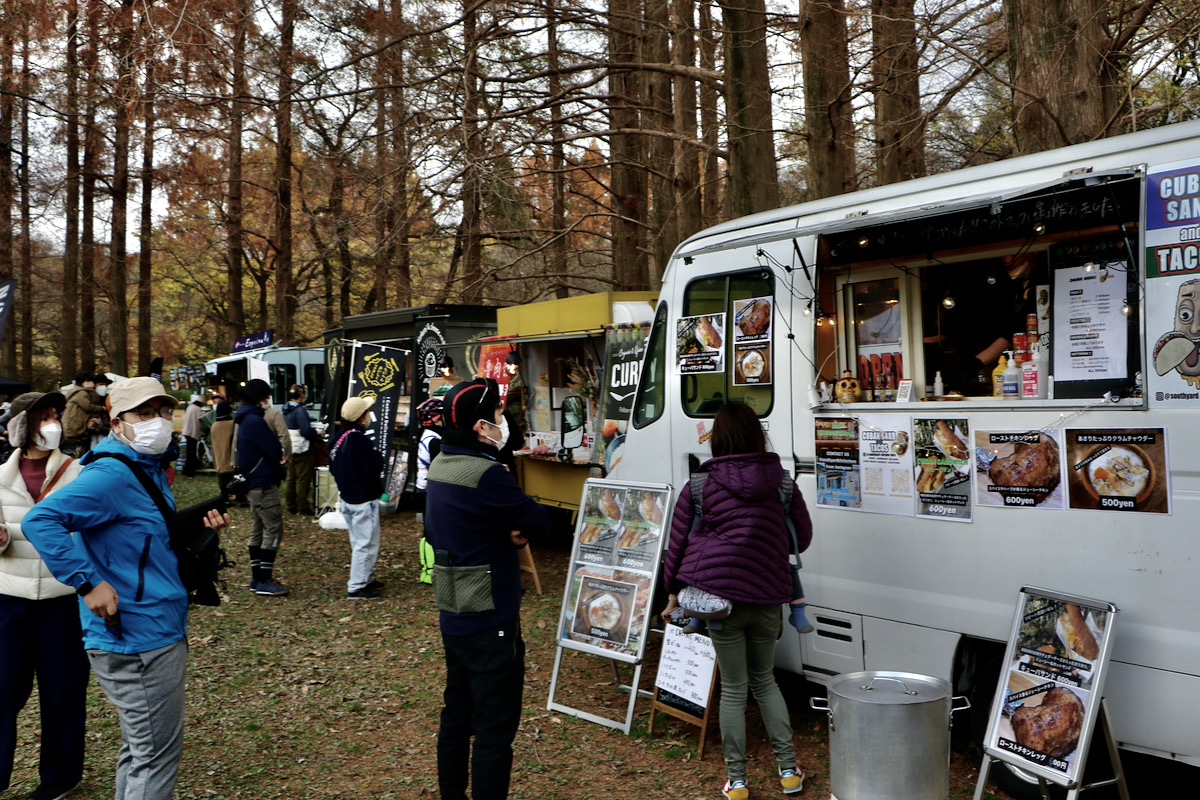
[
  {"xmin": 974, "ymin": 699, "xmax": 1129, "ymax": 800},
  {"xmin": 546, "ymin": 647, "xmax": 644, "ymax": 734}
]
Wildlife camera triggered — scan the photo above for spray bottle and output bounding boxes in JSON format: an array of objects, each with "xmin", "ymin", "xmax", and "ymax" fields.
[{"xmin": 1021, "ymin": 342, "xmax": 1048, "ymax": 399}]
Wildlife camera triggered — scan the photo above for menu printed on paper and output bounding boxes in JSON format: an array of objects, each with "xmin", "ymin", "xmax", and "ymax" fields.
[{"xmin": 1052, "ymin": 264, "xmax": 1128, "ymax": 383}]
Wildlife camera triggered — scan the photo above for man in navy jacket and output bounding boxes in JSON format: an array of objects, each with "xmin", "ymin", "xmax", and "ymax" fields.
[
  {"xmin": 425, "ymin": 378, "xmax": 549, "ymax": 800},
  {"xmin": 328, "ymin": 395, "xmax": 385, "ymax": 599},
  {"xmin": 235, "ymin": 379, "xmax": 288, "ymax": 596}
]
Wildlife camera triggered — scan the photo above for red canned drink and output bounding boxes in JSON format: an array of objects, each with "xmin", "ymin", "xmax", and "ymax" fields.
[
  {"xmin": 1026, "ymin": 313, "xmax": 1038, "ymax": 333},
  {"xmin": 1013, "ymin": 333, "xmax": 1028, "ymax": 352}
]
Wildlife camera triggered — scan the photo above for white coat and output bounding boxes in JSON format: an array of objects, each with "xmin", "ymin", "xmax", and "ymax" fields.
[{"xmin": 0, "ymin": 448, "xmax": 83, "ymax": 600}]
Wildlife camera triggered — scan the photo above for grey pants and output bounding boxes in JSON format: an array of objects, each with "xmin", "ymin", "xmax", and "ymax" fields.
[
  {"xmin": 247, "ymin": 485, "xmax": 284, "ymax": 551},
  {"xmin": 88, "ymin": 639, "xmax": 187, "ymax": 800},
  {"xmin": 707, "ymin": 603, "xmax": 797, "ymax": 782}
]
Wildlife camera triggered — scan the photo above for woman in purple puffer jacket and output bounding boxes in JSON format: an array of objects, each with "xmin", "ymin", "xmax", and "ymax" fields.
[{"xmin": 661, "ymin": 402, "xmax": 813, "ymax": 800}]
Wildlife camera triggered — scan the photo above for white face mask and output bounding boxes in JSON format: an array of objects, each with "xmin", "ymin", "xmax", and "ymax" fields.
[
  {"xmin": 483, "ymin": 416, "xmax": 509, "ymax": 447},
  {"xmin": 122, "ymin": 416, "xmax": 175, "ymax": 455},
  {"xmin": 36, "ymin": 422, "xmax": 63, "ymax": 451},
  {"xmin": 96, "ymin": 385, "xmax": 108, "ymax": 397}
]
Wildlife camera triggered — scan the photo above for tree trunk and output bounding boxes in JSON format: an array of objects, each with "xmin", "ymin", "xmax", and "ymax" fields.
[
  {"xmin": 108, "ymin": 0, "xmax": 135, "ymax": 376},
  {"xmin": 80, "ymin": 0, "xmax": 99, "ymax": 372},
  {"xmin": 0, "ymin": 31, "xmax": 14, "ymax": 375},
  {"xmin": 872, "ymin": 0, "xmax": 925, "ymax": 185},
  {"xmin": 368, "ymin": 0, "xmax": 390, "ymax": 313},
  {"xmin": 1006, "ymin": 0, "xmax": 1119, "ymax": 153},
  {"xmin": 799, "ymin": 0, "xmax": 856, "ymax": 199},
  {"xmin": 460, "ymin": 0, "xmax": 484, "ymax": 303},
  {"xmin": 674, "ymin": 0, "xmax": 703, "ymax": 242},
  {"xmin": 720, "ymin": 0, "xmax": 779, "ymax": 216},
  {"xmin": 273, "ymin": 0, "xmax": 296, "ymax": 344},
  {"xmin": 389, "ymin": 0, "xmax": 412, "ymax": 308},
  {"xmin": 226, "ymin": 0, "xmax": 248, "ymax": 345},
  {"xmin": 609, "ymin": 0, "xmax": 649, "ymax": 290},
  {"xmin": 698, "ymin": 0, "xmax": 721, "ymax": 227},
  {"xmin": 646, "ymin": 0, "xmax": 677, "ymax": 279},
  {"xmin": 138, "ymin": 57, "xmax": 155, "ymax": 371},
  {"xmin": 18, "ymin": 36, "xmax": 32, "ymax": 379},
  {"xmin": 547, "ymin": 0, "xmax": 569, "ymax": 299},
  {"xmin": 62, "ymin": 0, "xmax": 81, "ymax": 380}
]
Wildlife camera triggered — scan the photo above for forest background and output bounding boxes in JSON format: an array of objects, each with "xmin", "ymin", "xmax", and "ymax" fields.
[{"xmin": 1, "ymin": 0, "xmax": 1198, "ymax": 386}]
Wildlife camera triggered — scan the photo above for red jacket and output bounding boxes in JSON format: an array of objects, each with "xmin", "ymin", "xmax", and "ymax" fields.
[{"xmin": 662, "ymin": 452, "xmax": 812, "ymax": 606}]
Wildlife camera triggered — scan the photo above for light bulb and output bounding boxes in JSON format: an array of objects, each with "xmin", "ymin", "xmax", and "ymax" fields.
[
  {"xmin": 1121, "ymin": 299, "xmax": 1132, "ymax": 316},
  {"xmin": 803, "ymin": 303, "xmax": 813, "ymax": 317},
  {"xmin": 942, "ymin": 294, "xmax": 956, "ymax": 309}
]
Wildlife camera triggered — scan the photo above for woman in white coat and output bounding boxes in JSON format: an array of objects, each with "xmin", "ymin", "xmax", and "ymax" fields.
[{"xmin": 0, "ymin": 392, "xmax": 87, "ymax": 800}]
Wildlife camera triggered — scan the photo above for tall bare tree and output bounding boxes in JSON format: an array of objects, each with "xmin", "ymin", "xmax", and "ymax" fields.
[
  {"xmin": 274, "ymin": 0, "xmax": 297, "ymax": 344},
  {"xmin": 800, "ymin": 0, "xmax": 856, "ymax": 199},
  {"xmin": 0, "ymin": 28, "xmax": 14, "ymax": 375},
  {"xmin": 138, "ymin": 53, "xmax": 156, "ymax": 369},
  {"xmin": 873, "ymin": 0, "xmax": 925, "ymax": 184},
  {"xmin": 610, "ymin": 0, "xmax": 650, "ymax": 290},
  {"xmin": 226, "ymin": 0, "xmax": 249, "ymax": 345},
  {"xmin": 108, "ymin": 0, "xmax": 136, "ymax": 375},
  {"xmin": 62, "ymin": 0, "xmax": 82, "ymax": 379}
]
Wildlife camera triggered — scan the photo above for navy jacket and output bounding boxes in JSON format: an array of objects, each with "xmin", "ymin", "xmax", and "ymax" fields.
[
  {"xmin": 282, "ymin": 400, "xmax": 315, "ymax": 439},
  {"xmin": 328, "ymin": 426, "xmax": 385, "ymax": 504},
  {"xmin": 235, "ymin": 403, "xmax": 283, "ymax": 489},
  {"xmin": 425, "ymin": 442, "xmax": 549, "ymax": 635}
]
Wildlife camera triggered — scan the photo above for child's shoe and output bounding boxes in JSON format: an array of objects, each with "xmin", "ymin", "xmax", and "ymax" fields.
[
  {"xmin": 789, "ymin": 603, "xmax": 814, "ymax": 634},
  {"xmin": 779, "ymin": 765, "xmax": 805, "ymax": 794},
  {"xmin": 722, "ymin": 779, "xmax": 750, "ymax": 800}
]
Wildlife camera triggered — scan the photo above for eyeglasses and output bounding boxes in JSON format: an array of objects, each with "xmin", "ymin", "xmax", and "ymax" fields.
[{"xmin": 123, "ymin": 405, "xmax": 174, "ymax": 422}]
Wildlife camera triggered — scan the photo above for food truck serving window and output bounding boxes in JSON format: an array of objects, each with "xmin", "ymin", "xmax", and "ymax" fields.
[
  {"xmin": 680, "ymin": 271, "xmax": 774, "ymax": 417},
  {"xmin": 814, "ymin": 173, "xmax": 1144, "ymax": 402}
]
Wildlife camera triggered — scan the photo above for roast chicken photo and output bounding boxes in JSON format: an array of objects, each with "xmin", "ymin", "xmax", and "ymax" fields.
[
  {"xmin": 988, "ymin": 432, "xmax": 1062, "ymax": 504},
  {"xmin": 1011, "ymin": 686, "xmax": 1085, "ymax": 758}
]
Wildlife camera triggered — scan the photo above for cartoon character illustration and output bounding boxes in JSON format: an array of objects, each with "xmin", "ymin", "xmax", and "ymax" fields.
[{"xmin": 1153, "ymin": 278, "xmax": 1200, "ymax": 387}]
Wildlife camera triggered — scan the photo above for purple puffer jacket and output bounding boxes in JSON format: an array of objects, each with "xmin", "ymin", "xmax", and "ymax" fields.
[{"xmin": 662, "ymin": 452, "xmax": 813, "ymax": 606}]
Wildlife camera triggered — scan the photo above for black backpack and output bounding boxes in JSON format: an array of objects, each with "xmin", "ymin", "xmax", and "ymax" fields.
[{"xmin": 92, "ymin": 452, "xmax": 234, "ymax": 606}]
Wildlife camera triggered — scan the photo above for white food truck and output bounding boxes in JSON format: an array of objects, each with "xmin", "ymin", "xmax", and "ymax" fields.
[{"xmin": 613, "ymin": 120, "xmax": 1200, "ymax": 795}]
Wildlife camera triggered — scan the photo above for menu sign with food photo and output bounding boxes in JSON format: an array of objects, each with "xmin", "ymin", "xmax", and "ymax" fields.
[
  {"xmin": 984, "ymin": 588, "xmax": 1118, "ymax": 787},
  {"xmin": 677, "ymin": 313, "xmax": 726, "ymax": 374},
  {"xmin": 973, "ymin": 430, "xmax": 1066, "ymax": 509},
  {"xmin": 1065, "ymin": 428, "xmax": 1169, "ymax": 514},
  {"xmin": 913, "ymin": 418, "xmax": 972, "ymax": 521},
  {"xmin": 732, "ymin": 297, "xmax": 772, "ymax": 386},
  {"xmin": 857, "ymin": 414, "xmax": 915, "ymax": 517},
  {"xmin": 559, "ymin": 479, "xmax": 673, "ymax": 663}
]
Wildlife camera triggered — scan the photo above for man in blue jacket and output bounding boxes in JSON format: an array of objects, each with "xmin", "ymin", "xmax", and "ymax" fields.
[
  {"xmin": 235, "ymin": 379, "xmax": 288, "ymax": 596},
  {"xmin": 23, "ymin": 377, "xmax": 229, "ymax": 800},
  {"xmin": 281, "ymin": 384, "xmax": 318, "ymax": 515},
  {"xmin": 425, "ymin": 378, "xmax": 549, "ymax": 800}
]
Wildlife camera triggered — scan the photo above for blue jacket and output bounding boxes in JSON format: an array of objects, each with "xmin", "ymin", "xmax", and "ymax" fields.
[
  {"xmin": 328, "ymin": 426, "xmax": 385, "ymax": 504},
  {"xmin": 235, "ymin": 403, "xmax": 283, "ymax": 489},
  {"xmin": 425, "ymin": 442, "xmax": 549, "ymax": 636},
  {"xmin": 282, "ymin": 400, "xmax": 315, "ymax": 440},
  {"xmin": 22, "ymin": 436, "xmax": 187, "ymax": 654}
]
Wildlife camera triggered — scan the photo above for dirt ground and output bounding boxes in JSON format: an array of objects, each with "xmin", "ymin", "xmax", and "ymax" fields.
[{"xmin": 10, "ymin": 483, "xmax": 1016, "ymax": 799}]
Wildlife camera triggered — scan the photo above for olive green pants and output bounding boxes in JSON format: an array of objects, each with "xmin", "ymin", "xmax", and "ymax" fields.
[{"xmin": 707, "ymin": 602, "xmax": 797, "ymax": 783}]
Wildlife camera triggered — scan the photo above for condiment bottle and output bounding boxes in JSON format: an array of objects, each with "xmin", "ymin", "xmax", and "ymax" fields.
[
  {"xmin": 933, "ymin": 371, "xmax": 944, "ymax": 397},
  {"xmin": 992, "ymin": 354, "xmax": 1008, "ymax": 397},
  {"xmin": 1022, "ymin": 343, "xmax": 1048, "ymax": 399},
  {"xmin": 1002, "ymin": 352, "xmax": 1021, "ymax": 399}
]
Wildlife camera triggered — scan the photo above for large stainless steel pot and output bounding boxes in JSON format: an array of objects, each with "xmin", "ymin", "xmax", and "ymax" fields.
[{"xmin": 810, "ymin": 671, "xmax": 970, "ymax": 800}]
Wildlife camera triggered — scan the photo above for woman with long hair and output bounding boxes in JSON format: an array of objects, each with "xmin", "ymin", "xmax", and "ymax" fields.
[
  {"xmin": 662, "ymin": 401, "xmax": 813, "ymax": 800},
  {"xmin": 0, "ymin": 392, "xmax": 87, "ymax": 800}
]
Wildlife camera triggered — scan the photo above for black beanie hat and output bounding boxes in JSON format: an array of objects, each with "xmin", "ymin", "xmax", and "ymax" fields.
[{"xmin": 442, "ymin": 378, "xmax": 500, "ymax": 431}]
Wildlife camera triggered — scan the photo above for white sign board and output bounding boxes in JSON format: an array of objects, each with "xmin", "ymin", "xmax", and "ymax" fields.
[{"xmin": 654, "ymin": 625, "xmax": 718, "ymax": 709}]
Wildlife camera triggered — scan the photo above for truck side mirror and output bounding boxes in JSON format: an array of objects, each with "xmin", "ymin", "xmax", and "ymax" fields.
[{"xmin": 560, "ymin": 395, "xmax": 586, "ymax": 454}]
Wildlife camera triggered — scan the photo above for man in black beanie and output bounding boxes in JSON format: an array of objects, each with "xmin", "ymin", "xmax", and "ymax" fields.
[{"xmin": 424, "ymin": 378, "xmax": 549, "ymax": 800}]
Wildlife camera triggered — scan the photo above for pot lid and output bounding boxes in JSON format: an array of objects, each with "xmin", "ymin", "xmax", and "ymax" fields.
[{"xmin": 827, "ymin": 670, "xmax": 951, "ymax": 705}]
